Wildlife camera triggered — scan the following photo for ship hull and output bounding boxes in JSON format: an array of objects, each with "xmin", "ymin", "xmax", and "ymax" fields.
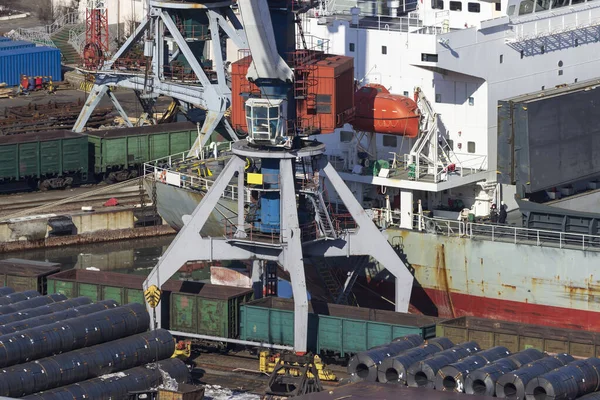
[
  {"xmin": 380, "ymin": 228, "xmax": 600, "ymax": 331},
  {"xmin": 145, "ymin": 180, "xmax": 236, "ymax": 236}
]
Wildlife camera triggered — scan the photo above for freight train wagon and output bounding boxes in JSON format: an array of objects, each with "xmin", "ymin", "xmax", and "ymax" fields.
[
  {"xmin": 0, "ymin": 122, "xmax": 198, "ymax": 192},
  {"xmin": 14, "ymin": 266, "xmax": 600, "ymax": 359},
  {"xmin": 87, "ymin": 121, "xmax": 198, "ymax": 183},
  {"xmin": 45, "ymin": 270, "xmax": 439, "ymax": 357},
  {"xmin": 0, "ymin": 130, "xmax": 89, "ymax": 191}
]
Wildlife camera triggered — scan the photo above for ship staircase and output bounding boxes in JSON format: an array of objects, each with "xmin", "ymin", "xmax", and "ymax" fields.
[{"xmin": 407, "ymin": 87, "xmax": 456, "ymax": 183}]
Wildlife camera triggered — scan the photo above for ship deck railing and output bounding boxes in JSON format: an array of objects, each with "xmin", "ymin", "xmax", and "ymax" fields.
[
  {"xmin": 413, "ymin": 214, "xmax": 600, "ymax": 252},
  {"xmin": 143, "ymin": 143, "xmax": 244, "ymax": 201}
]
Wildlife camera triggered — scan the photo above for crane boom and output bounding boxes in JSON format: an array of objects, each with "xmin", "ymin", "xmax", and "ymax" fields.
[{"xmin": 238, "ymin": 0, "xmax": 294, "ymax": 88}]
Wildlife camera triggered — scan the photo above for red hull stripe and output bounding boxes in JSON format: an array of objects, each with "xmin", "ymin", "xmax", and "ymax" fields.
[{"xmin": 412, "ymin": 287, "xmax": 598, "ymax": 331}]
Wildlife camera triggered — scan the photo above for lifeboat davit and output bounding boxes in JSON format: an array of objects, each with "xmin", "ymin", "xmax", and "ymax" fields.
[{"xmin": 351, "ymin": 84, "xmax": 420, "ymax": 138}]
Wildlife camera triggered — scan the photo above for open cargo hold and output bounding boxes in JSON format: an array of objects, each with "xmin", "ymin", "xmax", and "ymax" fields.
[
  {"xmin": 437, "ymin": 316, "xmax": 600, "ymax": 358},
  {"xmin": 0, "ymin": 259, "xmax": 60, "ymax": 294},
  {"xmin": 47, "ymin": 269, "xmax": 253, "ymax": 337},
  {"xmin": 0, "ymin": 131, "xmax": 88, "ymax": 181},
  {"xmin": 240, "ymin": 297, "xmax": 440, "ymax": 356},
  {"xmin": 0, "ymin": 46, "xmax": 61, "ymax": 87},
  {"xmin": 86, "ymin": 122, "xmax": 197, "ymax": 174}
]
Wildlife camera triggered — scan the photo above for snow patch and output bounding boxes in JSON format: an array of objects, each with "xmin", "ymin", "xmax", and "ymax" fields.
[{"xmin": 203, "ymin": 385, "xmax": 260, "ymax": 400}]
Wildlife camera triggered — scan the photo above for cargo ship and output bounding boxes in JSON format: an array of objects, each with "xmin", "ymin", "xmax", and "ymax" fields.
[{"xmin": 141, "ymin": 0, "xmax": 600, "ymax": 332}]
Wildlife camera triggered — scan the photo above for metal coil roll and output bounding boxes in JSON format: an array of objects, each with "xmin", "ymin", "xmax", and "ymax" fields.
[
  {"xmin": 436, "ymin": 346, "xmax": 511, "ymax": 392},
  {"xmin": 0, "ymin": 290, "xmax": 40, "ymax": 306},
  {"xmin": 0, "ymin": 329, "xmax": 175, "ymax": 397},
  {"xmin": 427, "ymin": 337, "xmax": 455, "ymax": 351},
  {"xmin": 0, "ymin": 300, "xmax": 118, "ymax": 336},
  {"xmin": 406, "ymin": 341, "xmax": 481, "ymax": 389},
  {"xmin": 347, "ymin": 335, "xmax": 424, "ymax": 381},
  {"xmin": 508, "ymin": 349, "xmax": 546, "ymax": 368},
  {"xmin": 496, "ymin": 353, "xmax": 574, "ymax": 400},
  {"xmin": 524, "ymin": 358, "xmax": 600, "ymax": 400},
  {"xmin": 0, "ymin": 303, "xmax": 149, "ymax": 368},
  {"xmin": 378, "ymin": 343, "xmax": 443, "ymax": 384},
  {"xmin": 465, "ymin": 349, "xmax": 545, "ymax": 396},
  {"xmin": 22, "ymin": 358, "xmax": 190, "ymax": 400},
  {"xmin": 0, "ymin": 294, "xmax": 67, "ymax": 316},
  {"xmin": 0, "ymin": 287, "xmax": 15, "ymax": 296},
  {"xmin": 0, "ymin": 297, "xmax": 92, "ymax": 326},
  {"xmin": 576, "ymin": 391, "xmax": 600, "ymax": 400}
]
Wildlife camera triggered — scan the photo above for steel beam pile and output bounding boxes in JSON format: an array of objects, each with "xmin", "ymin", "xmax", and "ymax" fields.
[{"xmin": 0, "ymin": 101, "xmax": 113, "ymax": 135}]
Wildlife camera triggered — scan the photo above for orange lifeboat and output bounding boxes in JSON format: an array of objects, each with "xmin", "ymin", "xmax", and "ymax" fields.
[{"xmin": 351, "ymin": 84, "xmax": 420, "ymax": 138}]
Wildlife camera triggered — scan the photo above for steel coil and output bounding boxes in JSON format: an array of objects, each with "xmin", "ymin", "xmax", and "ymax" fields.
[
  {"xmin": 436, "ymin": 346, "xmax": 511, "ymax": 392},
  {"xmin": 0, "ymin": 294, "xmax": 67, "ymax": 316},
  {"xmin": 0, "ymin": 290, "xmax": 40, "ymax": 306},
  {"xmin": 496, "ymin": 354, "xmax": 574, "ymax": 400},
  {"xmin": 406, "ymin": 341, "xmax": 481, "ymax": 389},
  {"xmin": 378, "ymin": 343, "xmax": 442, "ymax": 384},
  {"xmin": 465, "ymin": 349, "xmax": 545, "ymax": 396},
  {"xmin": 0, "ymin": 297, "xmax": 92, "ymax": 326},
  {"xmin": 0, "ymin": 329, "xmax": 175, "ymax": 397},
  {"xmin": 509, "ymin": 349, "xmax": 546, "ymax": 368},
  {"xmin": 0, "ymin": 300, "xmax": 118, "ymax": 337},
  {"xmin": 577, "ymin": 392, "xmax": 600, "ymax": 400},
  {"xmin": 22, "ymin": 358, "xmax": 190, "ymax": 400},
  {"xmin": 525, "ymin": 358, "xmax": 600, "ymax": 400},
  {"xmin": 347, "ymin": 335, "xmax": 424, "ymax": 381},
  {"xmin": 0, "ymin": 303, "xmax": 149, "ymax": 368},
  {"xmin": 0, "ymin": 287, "xmax": 15, "ymax": 296},
  {"xmin": 392, "ymin": 334, "xmax": 426, "ymax": 347},
  {"xmin": 427, "ymin": 337, "xmax": 455, "ymax": 351}
]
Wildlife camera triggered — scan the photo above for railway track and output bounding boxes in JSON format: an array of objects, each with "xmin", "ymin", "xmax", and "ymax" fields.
[{"xmin": 0, "ymin": 180, "xmax": 150, "ymax": 220}]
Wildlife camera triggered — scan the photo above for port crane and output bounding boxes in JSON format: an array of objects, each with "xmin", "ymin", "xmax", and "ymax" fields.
[{"xmin": 144, "ymin": 0, "xmax": 414, "ymax": 356}]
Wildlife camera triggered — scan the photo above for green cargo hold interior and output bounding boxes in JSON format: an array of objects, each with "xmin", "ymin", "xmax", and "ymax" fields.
[{"xmin": 240, "ymin": 298, "xmax": 439, "ymax": 356}]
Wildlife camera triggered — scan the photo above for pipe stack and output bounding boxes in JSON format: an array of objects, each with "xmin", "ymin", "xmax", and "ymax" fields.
[
  {"xmin": 22, "ymin": 358, "xmax": 191, "ymax": 400},
  {"xmin": 0, "ymin": 300, "xmax": 118, "ymax": 336},
  {"xmin": 407, "ymin": 341, "xmax": 481, "ymax": 388},
  {"xmin": 465, "ymin": 348, "xmax": 545, "ymax": 396},
  {"xmin": 0, "ymin": 293, "xmax": 67, "ymax": 316},
  {"xmin": 435, "ymin": 346, "xmax": 511, "ymax": 392},
  {"xmin": 0, "ymin": 297, "xmax": 92, "ymax": 326},
  {"xmin": 0, "ymin": 303, "xmax": 149, "ymax": 368},
  {"xmin": 0, "ymin": 329, "xmax": 176, "ymax": 397},
  {"xmin": 496, "ymin": 353, "xmax": 574, "ymax": 399},
  {"xmin": 0, "ymin": 290, "xmax": 40, "ymax": 306}
]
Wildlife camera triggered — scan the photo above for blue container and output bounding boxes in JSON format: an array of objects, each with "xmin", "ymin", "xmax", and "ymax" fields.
[
  {"xmin": 0, "ymin": 37, "xmax": 11, "ymax": 42},
  {"xmin": 0, "ymin": 47, "xmax": 61, "ymax": 87},
  {"xmin": 0, "ymin": 40, "xmax": 35, "ymax": 52}
]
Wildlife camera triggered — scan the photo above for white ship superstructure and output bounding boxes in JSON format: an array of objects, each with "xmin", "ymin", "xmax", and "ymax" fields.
[{"xmin": 301, "ymin": 0, "xmax": 600, "ymax": 217}]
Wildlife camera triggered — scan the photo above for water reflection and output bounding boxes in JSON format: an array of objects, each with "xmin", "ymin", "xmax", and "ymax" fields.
[{"xmin": 0, "ymin": 235, "xmax": 176, "ymax": 274}]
